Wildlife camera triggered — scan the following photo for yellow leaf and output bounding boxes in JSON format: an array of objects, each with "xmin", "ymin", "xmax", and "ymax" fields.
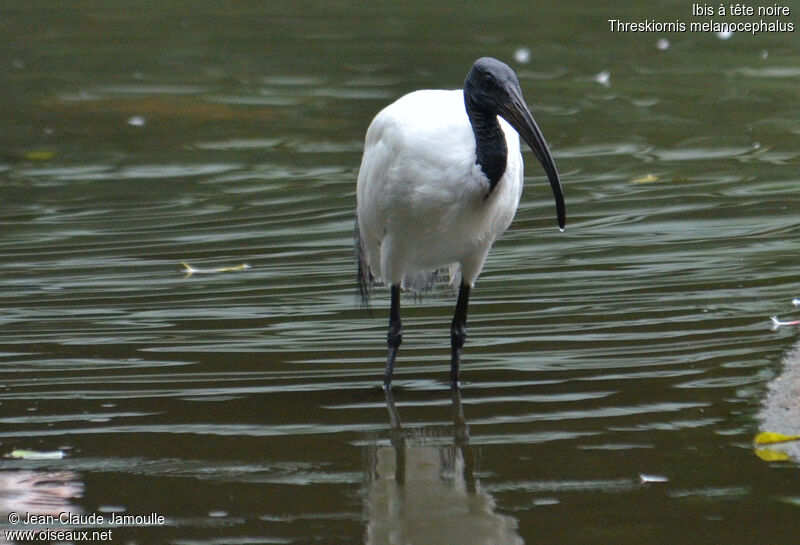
[
  {"xmin": 755, "ymin": 448, "xmax": 791, "ymax": 462},
  {"xmin": 631, "ymin": 173, "xmax": 659, "ymax": 184},
  {"xmin": 181, "ymin": 261, "xmax": 251, "ymax": 278},
  {"xmin": 24, "ymin": 150, "xmax": 56, "ymax": 161},
  {"xmin": 6, "ymin": 449, "xmax": 65, "ymax": 459},
  {"xmin": 754, "ymin": 431, "xmax": 800, "ymax": 445}
]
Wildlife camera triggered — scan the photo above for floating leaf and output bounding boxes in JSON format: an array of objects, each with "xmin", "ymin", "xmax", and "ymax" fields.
[
  {"xmin": 6, "ymin": 449, "xmax": 65, "ymax": 460},
  {"xmin": 181, "ymin": 261, "xmax": 251, "ymax": 278},
  {"xmin": 631, "ymin": 173, "xmax": 659, "ymax": 184},
  {"xmin": 24, "ymin": 150, "xmax": 56, "ymax": 161},
  {"xmin": 755, "ymin": 448, "xmax": 790, "ymax": 462},
  {"xmin": 754, "ymin": 431, "xmax": 800, "ymax": 445}
]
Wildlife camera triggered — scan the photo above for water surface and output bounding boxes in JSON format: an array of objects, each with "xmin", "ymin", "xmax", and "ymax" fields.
[{"xmin": 2, "ymin": 1, "xmax": 800, "ymax": 543}]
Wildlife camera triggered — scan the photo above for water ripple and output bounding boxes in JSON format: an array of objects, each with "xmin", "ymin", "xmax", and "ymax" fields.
[{"xmin": 2, "ymin": 15, "xmax": 800, "ymax": 542}]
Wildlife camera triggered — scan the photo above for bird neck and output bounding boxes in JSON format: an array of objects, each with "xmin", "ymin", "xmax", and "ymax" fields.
[{"xmin": 466, "ymin": 104, "xmax": 508, "ymax": 192}]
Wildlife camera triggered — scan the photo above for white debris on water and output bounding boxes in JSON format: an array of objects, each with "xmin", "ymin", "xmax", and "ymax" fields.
[
  {"xmin": 514, "ymin": 47, "xmax": 531, "ymax": 64},
  {"xmin": 639, "ymin": 473, "xmax": 669, "ymax": 484}
]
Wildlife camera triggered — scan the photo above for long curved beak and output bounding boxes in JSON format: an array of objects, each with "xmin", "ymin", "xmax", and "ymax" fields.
[{"xmin": 500, "ymin": 92, "xmax": 565, "ymax": 230}]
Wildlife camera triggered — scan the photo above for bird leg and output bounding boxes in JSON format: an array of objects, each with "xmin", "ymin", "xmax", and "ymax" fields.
[
  {"xmin": 384, "ymin": 284, "xmax": 402, "ymax": 389},
  {"xmin": 450, "ymin": 283, "xmax": 471, "ymax": 388},
  {"xmin": 384, "ymin": 387, "xmax": 406, "ymax": 485},
  {"xmin": 450, "ymin": 388, "xmax": 475, "ymax": 493}
]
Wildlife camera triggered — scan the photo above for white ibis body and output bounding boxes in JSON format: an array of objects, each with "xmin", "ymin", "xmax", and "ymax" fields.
[{"xmin": 355, "ymin": 57, "xmax": 565, "ymax": 389}]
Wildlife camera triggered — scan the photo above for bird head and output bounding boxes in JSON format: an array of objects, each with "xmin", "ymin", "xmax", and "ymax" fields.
[{"xmin": 464, "ymin": 57, "xmax": 565, "ymax": 230}]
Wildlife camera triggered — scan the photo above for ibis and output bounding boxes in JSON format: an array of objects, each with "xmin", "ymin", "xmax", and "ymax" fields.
[{"xmin": 355, "ymin": 57, "xmax": 565, "ymax": 389}]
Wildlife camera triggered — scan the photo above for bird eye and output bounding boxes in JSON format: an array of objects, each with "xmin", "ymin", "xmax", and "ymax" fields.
[{"xmin": 483, "ymin": 73, "xmax": 495, "ymax": 86}]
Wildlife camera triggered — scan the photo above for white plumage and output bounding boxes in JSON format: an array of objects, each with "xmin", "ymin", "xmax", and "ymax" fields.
[{"xmin": 357, "ymin": 89, "xmax": 523, "ymax": 290}]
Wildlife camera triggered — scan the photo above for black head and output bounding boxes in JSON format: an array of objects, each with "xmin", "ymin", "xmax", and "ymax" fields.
[
  {"xmin": 464, "ymin": 57, "xmax": 523, "ymax": 114},
  {"xmin": 464, "ymin": 57, "xmax": 565, "ymax": 230}
]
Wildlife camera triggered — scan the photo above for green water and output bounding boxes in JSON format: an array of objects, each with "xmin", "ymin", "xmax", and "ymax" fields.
[{"xmin": 2, "ymin": 1, "xmax": 800, "ymax": 543}]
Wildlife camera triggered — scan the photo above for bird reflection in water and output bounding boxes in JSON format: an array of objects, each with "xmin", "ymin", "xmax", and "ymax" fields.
[
  {"xmin": 0, "ymin": 471, "xmax": 83, "ymax": 520},
  {"xmin": 364, "ymin": 390, "xmax": 523, "ymax": 545}
]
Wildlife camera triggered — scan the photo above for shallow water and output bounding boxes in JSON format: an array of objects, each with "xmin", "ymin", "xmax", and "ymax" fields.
[{"xmin": 2, "ymin": 1, "xmax": 800, "ymax": 543}]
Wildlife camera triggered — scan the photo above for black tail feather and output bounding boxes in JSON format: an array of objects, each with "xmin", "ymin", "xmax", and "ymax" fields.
[{"xmin": 354, "ymin": 215, "xmax": 373, "ymax": 309}]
